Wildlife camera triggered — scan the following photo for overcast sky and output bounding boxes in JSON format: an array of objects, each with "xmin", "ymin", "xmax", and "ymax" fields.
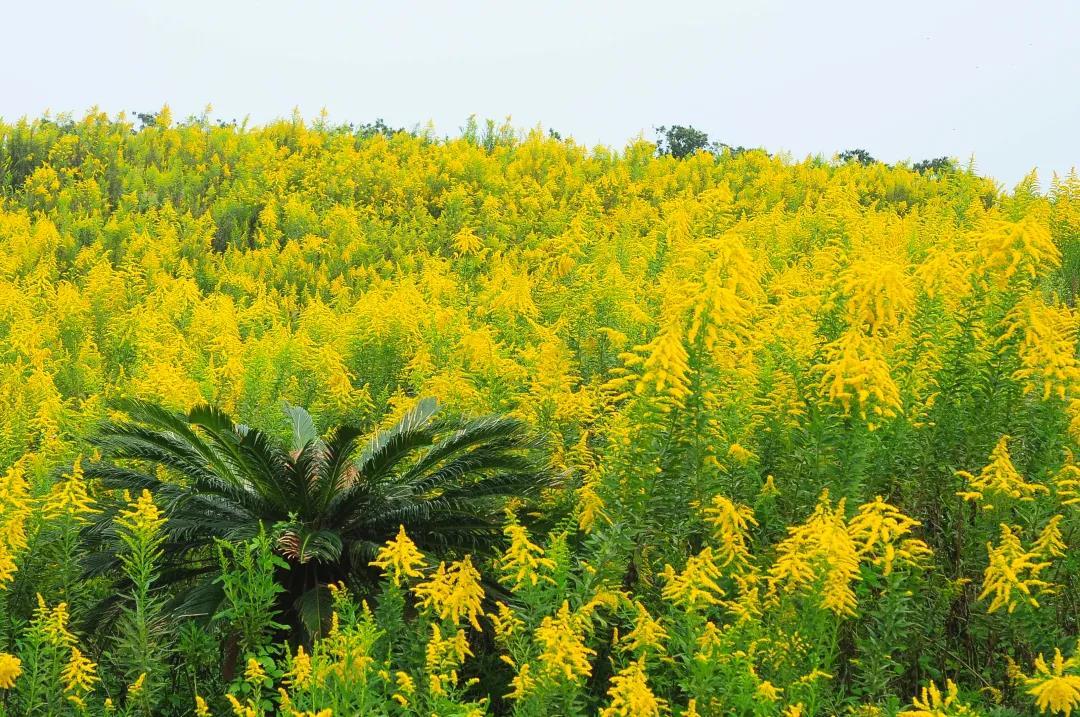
[{"xmin": 3, "ymin": 0, "xmax": 1077, "ymax": 188}]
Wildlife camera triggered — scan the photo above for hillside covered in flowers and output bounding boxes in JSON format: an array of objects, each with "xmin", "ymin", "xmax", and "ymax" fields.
[{"xmin": 0, "ymin": 108, "xmax": 1078, "ymax": 716}]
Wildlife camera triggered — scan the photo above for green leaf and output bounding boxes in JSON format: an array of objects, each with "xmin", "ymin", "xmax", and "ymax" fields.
[{"xmin": 283, "ymin": 401, "xmax": 320, "ymax": 453}]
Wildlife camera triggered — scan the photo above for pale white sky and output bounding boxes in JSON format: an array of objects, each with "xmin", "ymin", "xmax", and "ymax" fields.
[{"xmin": 3, "ymin": 0, "xmax": 1077, "ymax": 188}]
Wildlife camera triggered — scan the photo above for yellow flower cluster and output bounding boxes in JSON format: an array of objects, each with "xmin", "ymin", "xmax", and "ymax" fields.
[
  {"xmin": 369, "ymin": 524, "xmax": 426, "ymax": 586},
  {"xmin": 702, "ymin": 495, "xmax": 757, "ymax": 570},
  {"xmin": 413, "ymin": 555, "xmax": 486, "ymax": 629},
  {"xmin": 62, "ymin": 646, "xmax": 99, "ymax": 695},
  {"xmin": 613, "ymin": 319, "xmax": 692, "ymax": 408},
  {"xmin": 842, "ymin": 258, "xmax": 914, "ymax": 335},
  {"xmin": 978, "ymin": 216, "xmax": 1061, "ymax": 286},
  {"xmin": 534, "ymin": 601, "xmax": 597, "ymax": 684},
  {"xmin": 847, "ymin": 496, "xmax": 933, "ymax": 576},
  {"xmin": 0, "ymin": 110, "xmax": 1075, "ymax": 717},
  {"xmin": 599, "ymin": 658, "xmax": 666, "ymax": 717},
  {"xmin": 115, "ymin": 488, "xmax": 167, "ymax": 540},
  {"xmin": 1003, "ymin": 294, "xmax": 1080, "ymax": 402},
  {"xmin": 425, "ymin": 623, "xmax": 473, "ymax": 696},
  {"xmin": 42, "ymin": 456, "xmax": 97, "ymax": 523},
  {"xmin": 769, "ymin": 492, "xmax": 931, "ymax": 616},
  {"xmin": 816, "ymin": 331, "xmax": 902, "ymax": 426},
  {"xmin": 498, "ymin": 520, "xmax": 556, "ymax": 589},
  {"xmin": 900, "ymin": 679, "xmax": 980, "ymax": 716},
  {"xmin": 34, "ymin": 594, "xmax": 77, "ymax": 647},
  {"xmin": 979, "ymin": 524, "xmax": 1053, "ymax": 613},
  {"xmin": 622, "ymin": 602, "xmax": 668, "ymax": 656},
  {"xmin": 769, "ymin": 493, "xmax": 862, "ymax": 616},
  {"xmin": 956, "ymin": 436, "xmax": 1049, "ymax": 509},
  {"xmin": 661, "ymin": 547, "xmax": 726, "ymax": 610},
  {"xmin": 0, "ymin": 652, "xmax": 21, "ymax": 689},
  {"xmin": 1026, "ymin": 648, "xmax": 1080, "ymax": 717},
  {"xmin": 0, "ymin": 459, "xmax": 30, "ymax": 588}
]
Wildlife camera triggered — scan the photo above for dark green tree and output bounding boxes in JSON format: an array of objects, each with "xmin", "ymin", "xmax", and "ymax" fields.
[
  {"xmin": 838, "ymin": 148, "xmax": 876, "ymax": 166},
  {"xmin": 655, "ymin": 125, "xmax": 712, "ymax": 159},
  {"xmin": 912, "ymin": 157, "xmax": 955, "ymax": 175},
  {"xmin": 81, "ymin": 398, "xmax": 551, "ymax": 637}
]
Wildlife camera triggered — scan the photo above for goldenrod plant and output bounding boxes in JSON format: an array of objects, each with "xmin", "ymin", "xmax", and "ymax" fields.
[{"xmin": 0, "ymin": 108, "xmax": 1076, "ymax": 714}]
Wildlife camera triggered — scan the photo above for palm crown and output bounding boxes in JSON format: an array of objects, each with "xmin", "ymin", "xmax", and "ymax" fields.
[{"xmin": 81, "ymin": 397, "xmax": 550, "ymax": 637}]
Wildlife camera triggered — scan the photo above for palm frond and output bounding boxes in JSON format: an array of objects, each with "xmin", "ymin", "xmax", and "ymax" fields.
[
  {"xmin": 283, "ymin": 401, "xmax": 320, "ymax": 453},
  {"xmin": 355, "ymin": 397, "xmax": 440, "ymax": 482}
]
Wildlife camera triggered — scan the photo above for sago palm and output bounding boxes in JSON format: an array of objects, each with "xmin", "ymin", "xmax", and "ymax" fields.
[{"xmin": 81, "ymin": 397, "xmax": 550, "ymax": 637}]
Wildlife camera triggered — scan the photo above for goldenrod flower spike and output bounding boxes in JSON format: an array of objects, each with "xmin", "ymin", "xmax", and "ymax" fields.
[
  {"xmin": 1027, "ymin": 648, "xmax": 1080, "ymax": 716},
  {"xmin": 0, "ymin": 652, "xmax": 21, "ymax": 689},
  {"xmin": 369, "ymin": 524, "xmax": 426, "ymax": 586},
  {"xmin": 412, "ymin": 555, "xmax": 486, "ymax": 630}
]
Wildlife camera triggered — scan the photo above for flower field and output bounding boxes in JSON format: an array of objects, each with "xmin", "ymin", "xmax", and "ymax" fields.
[{"xmin": 0, "ymin": 109, "xmax": 1078, "ymax": 716}]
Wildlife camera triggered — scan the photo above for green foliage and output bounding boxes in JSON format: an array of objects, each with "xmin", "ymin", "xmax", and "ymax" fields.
[
  {"xmin": 838, "ymin": 148, "xmax": 876, "ymax": 165},
  {"xmin": 213, "ymin": 527, "xmax": 288, "ymax": 654},
  {"xmin": 81, "ymin": 398, "xmax": 550, "ymax": 639},
  {"xmin": 654, "ymin": 124, "xmax": 712, "ymax": 159}
]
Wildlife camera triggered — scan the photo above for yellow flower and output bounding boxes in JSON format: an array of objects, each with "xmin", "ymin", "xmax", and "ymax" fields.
[
  {"xmin": 978, "ymin": 216, "xmax": 1060, "ymax": 286},
  {"xmin": 756, "ymin": 679, "xmax": 782, "ymax": 703},
  {"xmin": 689, "ymin": 253, "xmax": 757, "ymax": 349},
  {"xmin": 1055, "ymin": 461, "xmax": 1080, "ymax": 507},
  {"xmin": 980, "ymin": 523, "xmax": 1053, "ymax": 613},
  {"xmin": 847, "ymin": 496, "xmax": 933, "ymax": 575},
  {"xmin": 33, "ymin": 595, "xmax": 76, "ymax": 647},
  {"xmin": 841, "ymin": 257, "xmax": 914, "ymax": 335},
  {"xmin": 244, "ymin": 657, "xmax": 267, "ymax": 685},
  {"xmin": 577, "ymin": 474, "xmax": 608, "ymax": 533},
  {"xmin": 62, "ymin": 646, "xmax": 99, "ymax": 694},
  {"xmin": 453, "ymin": 226, "xmax": 484, "ymax": 255},
  {"xmin": 727, "ymin": 442, "xmax": 756, "ymax": 464},
  {"xmin": 1070, "ymin": 401, "xmax": 1080, "ymax": 444},
  {"xmin": 498, "ymin": 521, "xmax": 556, "ymax": 589},
  {"xmin": 1002, "ymin": 294, "xmax": 1080, "ymax": 401},
  {"xmin": 599, "ymin": 658, "xmax": 666, "ymax": 717},
  {"xmin": 128, "ymin": 671, "xmax": 146, "ymax": 695},
  {"xmin": 759, "ymin": 474, "xmax": 780, "ymax": 498},
  {"xmin": 506, "ymin": 662, "xmax": 537, "ymax": 700},
  {"xmin": 369, "ymin": 525, "xmax": 426, "ymax": 586},
  {"xmin": 816, "ymin": 330, "xmax": 901, "ymax": 424},
  {"xmin": 661, "ymin": 547, "xmax": 725, "ymax": 610},
  {"xmin": 0, "ymin": 652, "xmax": 21, "ymax": 689},
  {"xmin": 702, "ymin": 495, "xmax": 757, "ymax": 570},
  {"xmin": 195, "ymin": 694, "xmax": 212, "ymax": 716},
  {"xmin": 622, "ymin": 601, "xmax": 667, "ymax": 656},
  {"xmin": 0, "ymin": 459, "xmax": 31, "ymax": 589},
  {"xmin": 42, "ymin": 456, "xmax": 98, "ymax": 523},
  {"xmin": 225, "ymin": 694, "xmax": 257, "ymax": 717},
  {"xmin": 956, "ymin": 435, "xmax": 1049, "ymax": 509},
  {"xmin": 413, "ymin": 555, "xmax": 485, "ymax": 630},
  {"xmin": 1027, "ymin": 648, "xmax": 1080, "ymax": 716},
  {"xmin": 768, "ymin": 492, "xmax": 861, "ymax": 616},
  {"xmin": 286, "ymin": 644, "xmax": 312, "ymax": 687},
  {"xmin": 116, "ymin": 488, "xmax": 166, "ymax": 540},
  {"xmin": 620, "ymin": 320, "xmax": 691, "ymax": 407},
  {"xmin": 1034, "ymin": 515, "xmax": 1069, "ymax": 559},
  {"xmin": 394, "ymin": 670, "xmax": 415, "ymax": 694},
  {"xmin": 899, "ymin": 679, "xmax": 978, "ymax": 716},
  {"xmin": 489, "ymin": 601, "xmax": 524, "ymax": 644},
  {"xmin": 535, "ymin": 601, "xmax": 596, "ymax": 683},
  {"xmin": 425, "ymin": 624, "xmax": 473, "ymax": 695}
]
